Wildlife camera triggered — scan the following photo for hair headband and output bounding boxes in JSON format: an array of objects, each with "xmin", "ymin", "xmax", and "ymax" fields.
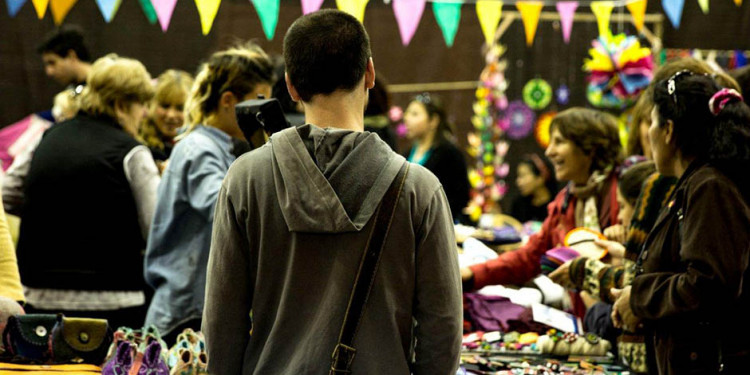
[
  {"xmin": 709, "ymin": 88, "xmax": 743, "ymax": 116},
  {"xmin": 527, "ymin": 153, "xmax": 551, "ymax": 182}
]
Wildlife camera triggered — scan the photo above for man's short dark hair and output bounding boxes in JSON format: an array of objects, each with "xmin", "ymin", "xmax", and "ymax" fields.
[
  {"xmin": 37, "ymin": 25, "xmax": 91, "ymax": 62},
  {"xmin": 283, "ymin": 9, "xmax": 371, "ymax": 102}
]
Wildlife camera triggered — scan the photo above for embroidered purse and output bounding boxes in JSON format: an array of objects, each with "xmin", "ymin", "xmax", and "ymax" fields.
[{"xmin": 50, "ymin": 315, "xmax": 112, "ymax": 365}]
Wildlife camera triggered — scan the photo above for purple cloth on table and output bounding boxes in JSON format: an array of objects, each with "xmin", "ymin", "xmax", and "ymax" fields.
[{"xmin": 463, "ymin": 293, "xmax": 527, "ymax": 332}]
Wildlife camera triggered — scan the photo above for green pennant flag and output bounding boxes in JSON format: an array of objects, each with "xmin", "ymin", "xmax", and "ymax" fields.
[
  {"xmin": 251, "ymin": 0, "xmax": 279, "ymax": 40},
  {"xmin": 138, "ymin": 0, "xmax": 158, "ymax": 24},
  {"xmin": 432, "ymin": 2, "xmax": 461, "ymax": 47}
]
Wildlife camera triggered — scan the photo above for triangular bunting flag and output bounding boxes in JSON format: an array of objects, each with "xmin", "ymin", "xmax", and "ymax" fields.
[
  {"xmin": 697, "ymin": 0, "xmax": 709, "ymax": 13},
  {"xmin": 433, "ymin": 2, "xmax": 461, "ymax": 47},
  {"xmin": 31, "ymin": 0, "xmax": 47, "ymax": 18},
  {"xmin": 138, "ymin": 0, "xmax": 158, "ymax": 24},
  {"xmin": 393, "ymin": 0, "xmax": 425, "ymax": 45},
  {"xmin": 626, "ymin": 0, "xmax": 647, "ymax": 31},
  {"xmin": 662, "ymin": 0, "xmax": 684, "ymax": 28},
  {"xmin": 555, "ymin": 1, "xmax": 577, "ymax": 44},
  {"xmin": 6, "ymin": 0, "xmax": 26, "ymax": 16},
  {"xmin": 516, "ymin": 1, "xmax": 543, "ymax": 46},
  {"xmin": 336, "ymin": 0, "xmax": 369, "ymax": 22},
  {"xmin": 153, "ymin": 0, "xmax": 178, "ymax": 31},
  {"xmin": 251, "ymin": 0, "xmax": 279, "ymax": 40},
  {"xmin": 50, "ymin": 0, "xmax": 77, "ymax": 24},
  {"xmin": 590, "ymin": 1, "xmax": 614, "ymax": 36},
  {"xmin": 301, "ymin": 0, "xmax": 323, "ymax": 14},
  {"xmin": 734, "ymin": 0, "xmax": 741, "ymax": 6},
  {"xmin": 195, "ymin": 0, "xmax": 221, "ymax": 35},
  {"xmin": 95, "ymin": 0, "xmax": 122, "ymax": 22},
  {"xmin": 476, "ymin": 0, "xmax": 502, "ymax": 46}
]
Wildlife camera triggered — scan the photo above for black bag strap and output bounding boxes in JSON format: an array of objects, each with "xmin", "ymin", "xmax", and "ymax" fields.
[{"xmin": 330, "ymin": 161, "xmax": 409, "ymax": 374}]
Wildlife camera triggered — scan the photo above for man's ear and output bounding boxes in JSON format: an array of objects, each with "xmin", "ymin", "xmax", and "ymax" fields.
[
  {"xmin": 285, "ymin": 73, "xmax": 302, "ymax": 102},
  {"xmin": 365, "ymin": 58, "xmax": 375, "ymax": 90}
]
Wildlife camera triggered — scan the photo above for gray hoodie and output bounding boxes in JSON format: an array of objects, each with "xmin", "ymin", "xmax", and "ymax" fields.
[{"xmin": 203, "ymin": 124, "xmax": 462, "ymax": 374}]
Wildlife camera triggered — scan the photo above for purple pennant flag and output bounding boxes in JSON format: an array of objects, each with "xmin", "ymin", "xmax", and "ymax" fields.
[
  {"xmin": 662, "ymin": 0, "xmax": 684, "ymax": 28},
  {"xmin": 6, "ymin": 0, "xmax": 25, "ymax": 16},
  {"xmin": 556, "ymin": 1, "xmax": 577, "ymax": 44},
  {"xmin": 393, "ymin": 0, "xmax": 425, "ymax": 45},
  {"xmin": 301, "ymin": 0, "xmax": 323, "ymax": 14},
  {"xmin": 153, "ymin": 0, "xmax": 179, "ymax": 32}
]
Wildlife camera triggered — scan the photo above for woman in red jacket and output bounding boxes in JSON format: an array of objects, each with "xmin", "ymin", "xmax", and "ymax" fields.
[{"xmin": 462, "ymin": 107, "xmax": 623, "ymax": 290}]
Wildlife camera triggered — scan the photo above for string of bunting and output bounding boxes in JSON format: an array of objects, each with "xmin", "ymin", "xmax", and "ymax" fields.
[{"xmin": 3, "ymin": 0, "xmax": 734, "ymax": 40}]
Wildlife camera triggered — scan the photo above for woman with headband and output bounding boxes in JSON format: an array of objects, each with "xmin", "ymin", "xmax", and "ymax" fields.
[
  {"xmin": 611, "ymin": 72, "xmax": 750, "ymax": 374},
  {"xmin": 510, "ymin": 154, "xmax": 558, "ymax": 222}
]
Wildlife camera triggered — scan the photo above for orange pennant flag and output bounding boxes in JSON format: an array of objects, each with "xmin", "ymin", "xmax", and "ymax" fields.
[
  {"xmin": 734, "ymin": 0, "xmax": 742, "ymax": 6},
  {"xmin": 50, "ymin": 0, "xmax": 77, "ymax": 24},
  {"xmin": 516, "ymin": 1, "xmax": 543, "ymax": 46},
  {"xmin": 626, "ymin": 0, "xmax": 647, "ymax": 31},
  {"xmin": 31, "ymin": 0, "xmax": 49, "ymax": 18}
]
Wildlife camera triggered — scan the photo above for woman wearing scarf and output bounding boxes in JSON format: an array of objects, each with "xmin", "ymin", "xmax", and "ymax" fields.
[{"xmin": 462, "ymin": 108, "xmax": 622, "ymax": 294}]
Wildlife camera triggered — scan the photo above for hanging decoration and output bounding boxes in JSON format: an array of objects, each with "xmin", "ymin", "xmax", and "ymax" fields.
[
  {"xmin": 534, "ymin": 111, "xmax": 556, "ymax": 149},
  {"xmin": 590, "ymin": 1, "xmax": 614, "ymax": 36},
  {"xmin": 31, "ymin": 0, "xmax": 48, "ymax": 18},
  {"xmin": 556, "ymin": 1, "xmax": 578, "ymax": 44},
  {"xmin": 467, "ymin": 44, "xmax": 510, "ymax": 220},
  {"xmin": 735, "ymin": 0, "xmax": 742, "ymax": 6},
  {"xmin": 138, "ymin": 0, "xmax": 158, "ymax": 25},
  {"xmin": 516, "ymin": 1, "xmax": 543, "ymax": 47},
  {"xmin": 251, "ymin": 0, "xmax": 280, "ymax": 40},
  {"xmin": 301, "ymin": 0, "xmax": 324, "ymax": 14},
  {"xmin": 584, "ymin": 32, "xmax": 654, "ymax": 109},
  {"xmin": 626, "ymin": 0, "xmax": 647, "ymax": 32},
  {"xmin": 506, "ymin": 100, "xmax": 536, "ymax": 140},
  {"xmin": 522, "ymin": 78, "xmax": 552, "ymax": 110},
  {"xmin": 556, "ymin": 84, "xmax": 570, "ymax": 105},
  {"xmin": 476, "ymin": 0, "xmax": 502, "ymax": 46},
  {"xmin": 433, "ymin": 2, "xmax": 461, "ymax": 47},
  {"xmin": 697, "ymin": 0, "xmax": 708, "ymax": 14},
  {"xmin": 154, "ymin": 0, "xmax": 178, "ymax": 31},
  {"xmin": 662, "ymin": 0, "xmax": 684, "ymax": 28},
  {"xmin": 95, "ymin": 0, "xmax": 122, "ymax": 22},
  {"xmin": 393, "ymin": 0, "xmax": 426, "ymax": 46},
  {"xmin": 195, "ymin": 0, "xmax": 221, "ymax": 35},
  {"xmin": 6, "ymin": 0, "xmax": 26, "ymax": 17},
  {"xmin": 50, "ymin": 0, "xmax": 77, "ymax": 24},
  {"xmin": 337, "ymin": 0, "xmax": 369, "ymax": 22},
  {"xmin": 617, "ymin": 111, "xmax": 630, "ymax": 150},
  {"xmin": 736, "ymin": 50, "xmax": 748, "ymax": 68}
]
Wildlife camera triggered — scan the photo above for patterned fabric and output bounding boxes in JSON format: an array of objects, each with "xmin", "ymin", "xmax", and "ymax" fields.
[
  {"xmin": 571, "ymin": 167, "xmax": 613, "ymax": 232},
  {"xmin": 618, "ymin": 336, "xmax": 647, "ymax": 374}
]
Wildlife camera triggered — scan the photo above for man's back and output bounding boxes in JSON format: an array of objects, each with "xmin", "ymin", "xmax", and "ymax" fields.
[{"xmin": 203, "ymin": 124, "xmax": 462, "ymax": 374}]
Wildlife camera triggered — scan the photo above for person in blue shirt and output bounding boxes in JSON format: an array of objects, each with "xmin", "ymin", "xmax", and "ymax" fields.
[{"xmin": 144, "ymin": 43, "xmax": 274, "ymax": 343}]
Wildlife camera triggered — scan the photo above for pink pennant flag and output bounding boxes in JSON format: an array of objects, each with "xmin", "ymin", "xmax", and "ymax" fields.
[
  {"xmin": 393, "ymin": 0, "xmax": 425, "ymax": 45},
  {"xmin": 556, "ymin": 1, "xmax": 577, "ymax": 44},
  {"xmin": 154, "ymin": 0, "xmax": 179, "ymax": 32},
  {"xmin": 301, "ymin": 0, "xmax": 323, "ymax": 14}
]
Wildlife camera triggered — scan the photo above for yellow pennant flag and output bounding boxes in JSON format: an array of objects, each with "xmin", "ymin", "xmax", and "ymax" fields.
[
  {"xmin": 195, "ymin": 0, "xmax": 221, "ymax": 35},
  {"xmin": 734, "ymin": 0, "xmax": 742, "ymax": 6},
  {"xmin": 626, "ymin": 0, "xmax": 647, "ymax": 31},
  {"xmin": 476, "ymin": 0, "xmax": 502, "ymax": 45},
  {"xmin": 590, "ymin": 1, "xmax": 614, "ymax": 36},
  {"xmin": 336, "ymin": 0, "xmax": 369, "ymax": 22},
  {"xmin": 31, "ymin": 0, "xmax": 49, "ymax": 18},
  {"xmin": 50, "ymin": 0, "xmax": 77, "ymax": 24},
  {"xmin": 697, "ymin": 0, "xmax": 709, "ymax": 13},
  {"xmin": 516, "ymin": 1, "xmax": 543, "ymax": 46}
]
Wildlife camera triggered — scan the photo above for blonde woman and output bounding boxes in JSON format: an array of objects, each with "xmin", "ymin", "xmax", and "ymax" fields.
[
  {"xmin": 17, "ymin": 54, "xmax": 160, "ymax": 328},
  {"xmin": 140, "ymin": 70, "xmax": 193, "ymax": 162},
  {"xmin": 144, "ymin": 43, "xmax": 274, "ymax": 343}
]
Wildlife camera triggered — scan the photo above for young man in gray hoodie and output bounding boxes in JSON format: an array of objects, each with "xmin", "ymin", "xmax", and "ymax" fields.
[{"xmin": 203, "ymin": 9, "xmax": 462, "ymax": 374}]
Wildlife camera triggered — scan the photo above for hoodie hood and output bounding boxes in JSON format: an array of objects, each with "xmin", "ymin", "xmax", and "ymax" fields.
[{"xmin": 270, "ymin": 124, "xmax": 404, "ymax": 233}]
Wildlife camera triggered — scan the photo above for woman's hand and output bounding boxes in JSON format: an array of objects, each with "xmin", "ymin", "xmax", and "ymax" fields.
[
  {"xmin": 611, "ymin": 286, "xmax": 641, "ymax": 331},
  {"xmin": 603, "ymin": 224, "xmax": 627, "ymax": 244},
  {"xmin": 594, "ymin": 238, "xmax": 625, "ymax": 259},
  {"xmin": 549, "ymin": 260, "xmax": 575, "ymax": 289}
]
